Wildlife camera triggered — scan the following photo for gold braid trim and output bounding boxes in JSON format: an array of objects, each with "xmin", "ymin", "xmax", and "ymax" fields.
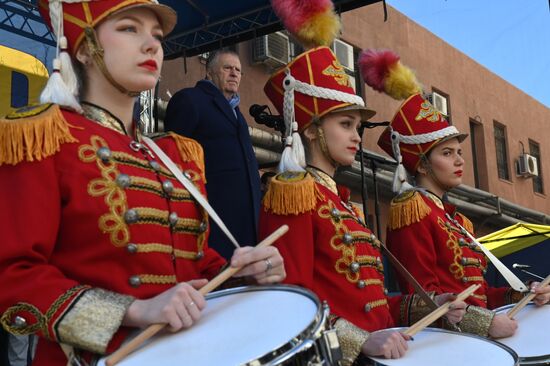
[
  {"xmin": 0, "ymin": 104, "xmax": 78, "ymax": 165},
  {"xmin": 262, "ymin": 171, "xmax": 324, "ymax": 215},
  {"xmin": 505, "ymin": 288, "xmax": 527, "ymax": 304},
  {"xmin": 457, "ymin": 212, "xmax": 474, "ymax": 234},
  {"xmin": 1, "ymin": 303, "xmax": 46, "ymax": 336},
  {"xmin": 132, "ymin": 243, "xmax": 197, "ymax": 259},
  {"xmin": 460, "ymin": 305, "xmax": 494, "ymax": 337},
  {"xmin": 388, "ymin": 190, "xmax": 431, "ymax": 230},
  {"xmin": 137, "ymin": 274, "xmax": 177, "ymax": 285},
  {"xmin": 168, "ymin": 132, "xmax": 206, "ymax": 182},
  {"xmin": 400, "ymin": 292, "xmax": 437, "ymax": 326},
  {"xmin": 333, "ymin": 318, "xmax": 369, "ymax": 366}
]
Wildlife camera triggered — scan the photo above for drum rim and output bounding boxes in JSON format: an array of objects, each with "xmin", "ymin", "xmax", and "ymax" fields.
[
  {"xmin": 368, "ymin": 327, "xmax": 519, "ymax": 366},
  {"xmin": 494, "ymin": 302, "xmax": 550, "ymax": 364},
  {"xmin": 206, "ymin": 284, "xmax": 328, "ymax": 366}
]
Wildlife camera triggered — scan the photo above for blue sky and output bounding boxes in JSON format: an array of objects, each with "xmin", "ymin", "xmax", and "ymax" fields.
[{"xmin": 387, "ymin": 0, "xmax": 550, "ymax": 107}]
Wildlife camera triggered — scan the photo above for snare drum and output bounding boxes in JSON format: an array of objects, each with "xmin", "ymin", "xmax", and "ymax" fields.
[
  {"xmin": 494, "ymin": 303, "xmax": 550, "ymax": 365},
  {"xmin": 368, "ymin": 328, "xmax": 518, "ymax": 366},
  {"xmin": 99, "ymin": 285, "xmax": 341, "ymax": 365}
]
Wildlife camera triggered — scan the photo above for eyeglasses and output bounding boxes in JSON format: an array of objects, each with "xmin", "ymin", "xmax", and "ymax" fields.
[{"xmin": 222, "ymin": 65, "xmax": 242, "ymax": 75}]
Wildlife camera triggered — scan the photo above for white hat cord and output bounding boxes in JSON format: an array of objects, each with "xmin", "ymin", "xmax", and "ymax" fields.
[
  {"xmin": 278, "ymin": 69, "xmax": 365, "ymax": 173},
  {"xmin": 390, "ymin": 126, "xmax": 460, "ymax": 193}
]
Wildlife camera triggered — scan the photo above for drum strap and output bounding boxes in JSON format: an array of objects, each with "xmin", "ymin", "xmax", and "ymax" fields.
[
  {"xmin": 378, "ymin": 243, "xmax": 438, "ymax": 311},
  {"xmin": 445, "ymin": 213, "xmax": 528, "ymax": 293},
  {"xmin": 141, "ymin": 136, "xmax": 241, "ymax": 249}
]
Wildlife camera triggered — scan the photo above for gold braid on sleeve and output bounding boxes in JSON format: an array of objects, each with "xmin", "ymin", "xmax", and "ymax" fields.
[
  {"xmin": 459, "ymin": 305, "xmax": 495, "ymax": 337},
  {"xmin": 56, "ymin": 288, "xmax": 134, "ymax": 354},
  {"xmin": 333, "ymin": 318, "xmax": 370, "ymax": 366}
]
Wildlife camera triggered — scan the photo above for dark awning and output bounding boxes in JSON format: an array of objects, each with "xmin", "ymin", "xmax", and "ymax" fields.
[
  {"xmin": 1, "ymin": 0, "xmax": 382, "ymax": 58},
  {"xmin": 161, "ymin": 0, "xmax": 382, "ymax": 59}
]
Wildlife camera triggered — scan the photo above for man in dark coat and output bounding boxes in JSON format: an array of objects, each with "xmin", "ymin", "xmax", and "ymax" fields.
[{"xmin": 165, "ymin": 49, "xmax": 261, "ymax": 259}]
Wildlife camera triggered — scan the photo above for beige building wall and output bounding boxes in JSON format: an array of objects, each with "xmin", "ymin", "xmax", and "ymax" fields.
[{"xmin": 159, "ymin": 4, "xmax": 550, "ymax": 237}]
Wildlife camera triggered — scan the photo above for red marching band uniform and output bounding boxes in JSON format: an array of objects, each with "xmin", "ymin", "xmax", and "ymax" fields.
[
  {"xmin": 375, "ymin": 89, "xmax": 525, "ymax": 337},
  {"xmin": 260, "ymin": 47, "xmax": 446, "ymax": 365},
  {"xmin": 0, "ymin": 1, "xmax": 227, "ymax": 364}
]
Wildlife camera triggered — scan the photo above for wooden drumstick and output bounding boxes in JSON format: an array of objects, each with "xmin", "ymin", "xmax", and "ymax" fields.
[
  {"xmin": 105, "ymin": 224, "xmax": 289, "ymax": 366},
  {"xmin": 507, "ymin": 274, "xmax": 550, "ymax": 319},
  {"xmin": 404, "ymin": 284, "xmax": 480, "ymax": 337}
]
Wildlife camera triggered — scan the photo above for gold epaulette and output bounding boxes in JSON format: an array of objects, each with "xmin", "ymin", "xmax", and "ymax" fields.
[
  {"xmin": 165, "ymin": 132, "xmax": 205, "ymax": 182},
  {"xmin": 0, "ymin": 104, "xmax": 78, "ymax": 166},
  {"xmin": 388, "ymin": 190, "xmax": 431, "ymax": 230},
  {"xmin": 262, "ymin": 171, "xmax": 323, "ymax": 215},
  {"xmin": 457, "ymin": 212, "xmax": 474, "ymax": 234}
]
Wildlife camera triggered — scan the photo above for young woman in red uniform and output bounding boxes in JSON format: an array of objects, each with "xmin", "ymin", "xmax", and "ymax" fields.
[
  {"xmin": 0, "ymin": 1, "xmax": 284, "ymax": 365},
  {"xmin": 359, "ymin": 48, "xmax": 550, "ymax": 339},
  {"xmin": 258, "ymin": 5, "xmax": 468, "ymax": 359}
]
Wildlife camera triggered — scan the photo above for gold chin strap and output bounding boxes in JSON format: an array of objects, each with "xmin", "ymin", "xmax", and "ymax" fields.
[
  {"xmin": 317, "ymin": 126, "xmax": 339, "ymax": 169},
  {"xmin": 84, "ymin": 27, "xmax": 141, "ymax": 97}
]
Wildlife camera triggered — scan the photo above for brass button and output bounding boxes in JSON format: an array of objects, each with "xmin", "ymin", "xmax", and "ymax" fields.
[
  {"xmin": 116, "ymin": 174, "xmax": 131, "ymax": 189},
  {"xmin": 169, "ymin": 212, "xmax": 179, "ymax": 226},
  {"xmin": 13, "ymin": 316, "xmax": 26, "ymax": 327},
  {"xmin": 96, "ymin": 147, "xmax": 112, "ymax": 162},
  {"xmin": 149, "ymin": 160, "xmax": 161, "ymax": 171},
  {"xmin": 199, "ymin": 221, "xmax": 208, "ymax": 233},
  {"xmin": 350, "ymin": 262, "xmax": 360, "ymax": 273},
  {"xmin": 162, "ymin": 180, "xmax": 174, "ymax": 195},
  {"xmin": 129, "ymin": 276, "xmax": 141, "ymax": 287},
  {"xmin": 195, "ymin": 251, "xmax": 204, "ymax": 260},
  {"xmin": 364, "ymin": 304, "xmax": 372, "ymax": 313},
  {"xmin": 357, "ymin": 280, "xmax": 366, "ymax": 289},
  {"xmin": 124, "ymin": 209, "xmax": 139, "ymax": 224},
  {"xmin": 342, "ymin": 233, "xmax": 353, "ymax": 245},
  {"xmin": 127, "ymin": 243, "xmax": 138, "ymax": 254}
]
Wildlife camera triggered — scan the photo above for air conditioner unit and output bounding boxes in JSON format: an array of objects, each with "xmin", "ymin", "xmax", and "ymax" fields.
[
  {"xmin": 332, "ymin": 39, "xmax": 354, "ymax": 72},
  {"xmin": 517, "ymin": 154, "xmax": 539, "ymax": 177},
  {"xmin": 431, "ymin": 92, "xmax": 448, "ymax": 116},
  {"xmin": 253, "ymin": 32, "xmax": 290, "ymax": 69}
]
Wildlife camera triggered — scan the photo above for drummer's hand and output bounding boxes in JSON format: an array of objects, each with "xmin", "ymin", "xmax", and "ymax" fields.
[
  {"xmin": 530, "ymin": 281, "xmax": 550, "ymax": 306},
  {"xmin": 361, "ymin": 330, "xmax": 411, "ymax": 359},
  {"xmin": 123, "ymin": 279, "xmax": 207, "ymax": 332},
  {"xmin": 489, "ymin": 313, "xmax": 517, "ymax": 339},
  {"xmin": 230, "ymin": 246, "xmax": 286, "ymax": 284},
  {"xmin": 434, "ymin": 293, "xmax": 467, "ymax": 324}
]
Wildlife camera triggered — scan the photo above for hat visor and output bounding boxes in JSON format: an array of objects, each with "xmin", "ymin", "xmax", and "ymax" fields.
[
  {"xmin": 114, "ymin": 3, "xmax": 177, "ymax": 36},
  {"xmin": 424, "ymin": 132, "xmax": 469, "ymax": 158},
  {"xmin": 333, "ymin": 104, "xmax": 377, "ymax": 121}
]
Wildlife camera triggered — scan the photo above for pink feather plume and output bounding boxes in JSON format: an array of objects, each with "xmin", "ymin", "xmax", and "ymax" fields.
[
  {"xmin": 358, "ymin": 49, "xmax": 400, "ymax": 92},
  {"xmin": 271, "ymin": 0, "xmax": 332, "ymax": 34}
]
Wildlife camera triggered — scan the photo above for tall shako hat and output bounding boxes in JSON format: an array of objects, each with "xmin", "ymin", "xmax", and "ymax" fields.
[
  {"xmin": 264, "ymin": 0, "xmax": 375, "ymax": 173},
  {"xmin": 358, "ymin": 49, "xmax": 467, "ymax": 193},
  {"xmin": 37, "ymin": 0, "xmax": 177, "ymax": 112}
]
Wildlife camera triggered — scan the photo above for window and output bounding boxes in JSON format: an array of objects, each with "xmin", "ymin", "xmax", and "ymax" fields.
[
  {"xmin": 431, "ymin": 88, "xmax": 451, "ymax": 123},
  {"xmin": 494, "ymin": 122, "xmax": 510, "ymax": 181},
  {"xmin": 529, "ymin": 140, "xmax": 544, "ymax": 194}
]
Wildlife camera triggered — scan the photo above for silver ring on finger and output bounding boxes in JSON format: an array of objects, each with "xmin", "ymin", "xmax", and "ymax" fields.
[{"xmin": 264, "ymin": 258, "xmax": 273, "ymax": 274}]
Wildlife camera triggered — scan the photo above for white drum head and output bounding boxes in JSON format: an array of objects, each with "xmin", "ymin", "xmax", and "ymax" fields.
[
  {"xmin": 495, "ymin": 303, "xmax": 550, "ymax": 364},
  {"xmin": 100, "ymin": 286, "xmax": 320, "ymax": 366},
  {"xmin": 369, "ymin": 328, "xmax": 518, "ymax": 366}
]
